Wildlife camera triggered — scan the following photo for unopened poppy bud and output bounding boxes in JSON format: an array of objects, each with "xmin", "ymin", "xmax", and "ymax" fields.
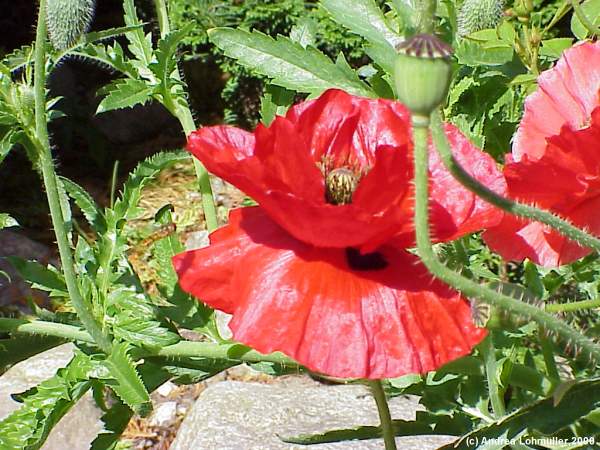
[
  {"xmin": 394, "ymin": 34, "xmax": 453, "ymax": 118},
  {"xmin": 457, "ymin": 0, "xmax": 505, "ymax": 36},
  {"xmin": 46, "ymin": 0, "xmax": 96, "ymax": 50}
]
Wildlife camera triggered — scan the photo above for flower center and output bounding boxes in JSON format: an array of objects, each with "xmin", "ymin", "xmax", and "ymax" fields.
[
  {"xmin": 325, "ymin": 168, "xmax": 359, "ymax": 205},
  {"xmin": 345, "ymin": 248, "xmax": 388, "ymax": 271}
]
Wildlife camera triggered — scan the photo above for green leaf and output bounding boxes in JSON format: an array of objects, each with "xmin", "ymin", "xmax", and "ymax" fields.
[
  {"xmin": 122, "ymin": 0, "xmax": 153, "ymax": 66},
  {"xmin": 113, "ymin": 151, "xmax": 190, "ymax": 221},
  {"xmin": 0, "ymin": 213, "xmax": 18, "ymax": 229},
  {"xmin": 456, "ymin": 30, "xmax": 514, "ymax": 66},
  {"xmin": 0, "ymin": 352, "xmax": 93, "ymax": 450},
  {"xmin": 208, "ymin": 28, "xmax": 374, "ymax": 97},
  {"xmin": 0, "ymin": 129, "xmax": 23, "ymax": 165},
  {"xmin": 539, "ymin": 38, "xmax": 573, "ymax": 60},
  {"xmin": 70, "ymin": 42, "xmax": 137, "ymax": 77},
  {"xmin": 260, "ymin": 84, "xmax": 295, "ymax": 126},
  {"xmin": 90, "ymin": 400, "xmax": 133, "ymax": 450},
  {"xmin": 6, "ymin": 257, "xmax": 68, "ymax": 298},
  {"xmin": 571, "ymin": 0, "xmax": 600, "ymax": 39},
  {"xmin": 289, "ymin": 18, "xmax": 318, "ymax": 48},
  {"xmin": 0, "ymin": 335, "xmax": 63, "ymax": 373},
  {"xmin": 113, "ymin": 316, "xmax": 179, "ymax": 349},
  {"xmin": 96, "ymin": 78, "xmax": 153, "ymax": 114},
  {"xmin": 151, "ymin": 27, "xmax": 191, "ymax": 89},
  {"xmin": 320, "ymin": 0, "xmax": 401, "ymax": 48},
  {"xmin": 440, "ymin": 378, "xmax": 600, "ymax": 450},
  {"xmin": 102, "ymin": 343, "xmax": 151, "ymax": 416},
  {"xmin": 282, "ymin": 412, "xmax": 466, "ymax": 444},
  {"xmin": 60, "ymin": 176, "xmax": 107, "ymax": 233}
]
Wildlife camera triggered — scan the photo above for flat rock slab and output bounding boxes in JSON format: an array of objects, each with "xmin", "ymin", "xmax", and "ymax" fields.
[
  {"xmin": 0, "ymin": 344, "xmax": 104, "ymax": 450},
  {"xmin": 171, "ymin": 380, "xmax": 455, "ymax": 450}
]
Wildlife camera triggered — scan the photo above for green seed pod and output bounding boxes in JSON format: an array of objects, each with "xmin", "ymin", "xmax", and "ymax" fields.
[
  {"xmin": 393, "ymin": 34, "xmax": 453, "ymax": 117},
  {"xmin": 46, "ymin": 0, "xmax": 96, "ymax": 50},
  {"xmin": 457, "ymin": 0, "xmax": 504, "ymax": 36}
]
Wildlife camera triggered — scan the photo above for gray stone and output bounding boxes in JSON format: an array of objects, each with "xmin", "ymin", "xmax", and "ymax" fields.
[
  {"xmin": 0, "ymin": 344, "xmax": 105, "ymax": 450},
  {"xmin": 171, "ymin": 380, "xmax": 456, "ymax": 450},
  {"xmin": 184, "ymin": 230, "xmax": 210, "ymax": 251}
]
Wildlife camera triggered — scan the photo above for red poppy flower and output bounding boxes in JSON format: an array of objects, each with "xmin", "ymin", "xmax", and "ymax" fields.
[
  {"xmin": 174, "ymin": 89, "xmax": 504, "ymax": 379},
  {"xmin": 484, "ymin": 41, "xmax": 600, "ymax": 267}
]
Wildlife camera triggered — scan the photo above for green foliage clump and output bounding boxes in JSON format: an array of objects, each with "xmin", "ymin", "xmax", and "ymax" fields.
[{"xmin": 169, "ymin": 0, "xmax": 367, "ymax": 127}]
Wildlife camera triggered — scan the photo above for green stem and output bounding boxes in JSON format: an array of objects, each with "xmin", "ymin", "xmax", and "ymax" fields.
[
  {"xmin": 571, "ymin": 0, "xmax": 600, "ymax": 36},
  {"xmin": 368, "ymin": 380, "xmax": 397, "ymax": 450},
  {"xmin": 419, "ymin": 0, "xmax": 437, "ymax": 34},
  {"xmin": 152, "ymin": 0, "xmax": 218, "ymax": 232},
  {"xmin": 546, "ymin": 298, "xmax": 600, "ymax": 313},
  {"xmin": 411, "ymin": 115, "xmax": 600, "ymax": 366},
  {"xmin": 34, "ymin": 0, "xmax": 111, "ymax": 353},
  {"xmin": 480, "ymin": 335, "xmax": 505, "ymax": 417},
  {"xmin": 0, "ymin": 318, "xmax": 298, "ymax": 367},
  {"xmin": 429, "ymin": 111, "xmax": 600, "ymax": 254}
]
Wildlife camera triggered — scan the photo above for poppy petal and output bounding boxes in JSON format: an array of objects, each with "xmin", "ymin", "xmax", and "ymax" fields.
[
  {"xmin": 513, "ymin": 41, "xmax": 600, "ymax": 162},
  {"xmin": 174, "ymin": 207, "xmax": 487, "ymax": 379}
]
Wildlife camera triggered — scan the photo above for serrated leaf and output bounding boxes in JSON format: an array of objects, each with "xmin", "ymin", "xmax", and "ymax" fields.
[
  {"xmin": 282, "ymin": 412, "xmax": 467, "ymax": 444},
  {"xmin": 0, "ymin": 129, "xmax": 23, "ymax": 165},
  {"xmin": 439, "ymin": 378, "xmax": 600, "ymax": 450},
  {"xmin": 6, "ymin": 257, "xmax": 68, "ymax": 297},
  {"xmin": 320, "ymin": 0, "xmax": 401, "ymax": 48},
  {"xmin": 60, "ymin": 176, "xmax": 106, "ymax": 233},
  {"xmin": 70, "ymin": 42, "xmax": 137, "ymax": 77},
  {"xmin": 0, "ymin": 352, "xmax": 93, "ymax": 450},
  {"xmin": 208, "ymin": 28, "xmax": 374, "ymax": 97},
  {"xmin": 123, "ymin": 0, "xmax": 153, "ymax": 66},
  {"xmin": 0, "ymin": 213, "xmax": 18, "ymax": 229},
  {"xmin": 113, "ymin": 316, "xmax": 179, "ymax": 348},
  {"xmin": 0, "ymin": 335, "xmax": 63, "ymax": 373},
  {"xmin": 96, "ymin": 78, "xmax": 153, "ymax": 114},
  {"xmin": 289, "ymin": 18, "xmax": 318, "ymax": 48},
  {"xmin": 113, "ymin": 151, "xmax": 189, "ymax": 221},
  {"xmin": 571, "ymin": 0, "xmax": 600, "ymax": 39},
  {"xmin": 151, "ymin": 27, "xmax": 190, "ymax": 89},
  {"xmin": 103, "ymin": 343, "xmax": 151, "ymax": 416},
  {"xmin": 90, "ymin": 400, "xmax": 133, "ymax": 450}
]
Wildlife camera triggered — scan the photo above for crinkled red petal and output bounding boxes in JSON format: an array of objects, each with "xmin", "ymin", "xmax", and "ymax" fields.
[
  {"xmin": 173, "ymin": 207, "xmax": 487, "ymax": 379},
  {"xmin": 188, "ymin": 90, "xmax": 505, "ymax": 250},
  {"xmin": 484, "ymin": 108, "xmax": 600, "ymax": 267},
  {"xmin": 513, "ymin": 41, "xmax": 600, "ymax": 162}
]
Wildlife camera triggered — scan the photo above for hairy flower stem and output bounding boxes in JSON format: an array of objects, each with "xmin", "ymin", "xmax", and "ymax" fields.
[
  {"xmin": 429, "ymin": 111, "xmax": 600, "ymax": 254},
  {"xmin": 34, "ymin": 0, "xmax": 111, "ymax": 353},
  {"xmin": 0, "ymin": 318, "xmax": 298, "ymax": 367},
  {"xmin": 367, "ymin": 380, "xmax": 397, "ymax": 450},
  {"xmin": 480, "ymin": 335, "xmax": 505, "ymax": 417},
  {"xmin": 546, "ymin": 298, "xmax": 600, "ymax": 313},
  {"xmin": 152, "ymin": 0, "xmax": 218, "ymax": 232},
  {"xmin": 412, "ymin": 115, "xmax": 600, "ymax": 366},
  {"xmin": 571, "ymin": 0, "xmax": 600, "ymax": 36}
]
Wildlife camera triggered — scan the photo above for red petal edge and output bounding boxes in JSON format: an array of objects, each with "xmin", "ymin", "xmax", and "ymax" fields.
[{"xmin": 173, "ymin": 207, "xmax": 487, "ymax": 379}]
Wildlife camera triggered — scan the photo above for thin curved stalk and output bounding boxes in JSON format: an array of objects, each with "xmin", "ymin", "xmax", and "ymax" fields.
[
  {"xmin": 34, "ymin": 0, "xmax": 111, "ymax": 353},
  {"xmin": 152, "ymin": 0, "xmax": 218, "ymax": 232}
]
